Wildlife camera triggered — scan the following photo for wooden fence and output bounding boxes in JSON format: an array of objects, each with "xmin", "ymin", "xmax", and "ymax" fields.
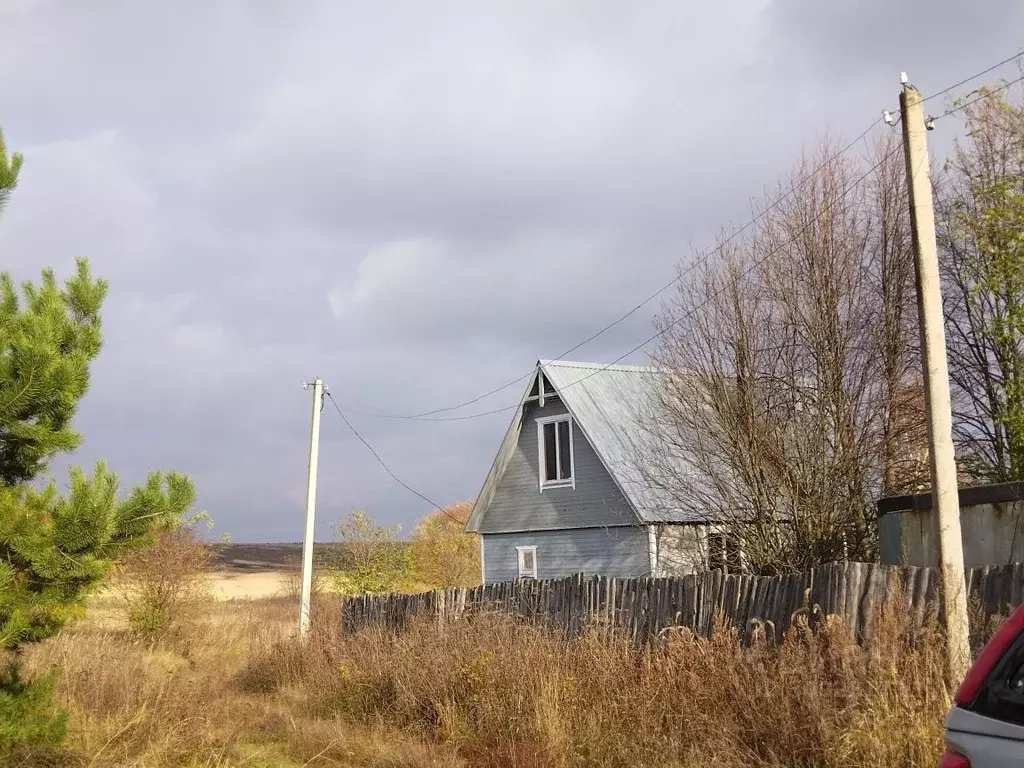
[{"xmin": 339, "ymin": 561, "xmax": 1024, "ymax": 645}]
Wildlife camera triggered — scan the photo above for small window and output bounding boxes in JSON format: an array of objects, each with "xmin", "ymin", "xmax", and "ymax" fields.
[
  {"xmin": 537, "ymin": 416, "xmax": 574, "ymax": 489},
  {"xmin": 517, "ymin": 546, "xmax": 537, "ymax": 578},
  {"xmin": 708, "ymin": 531, "xmax": 743, "ymax": 573}
]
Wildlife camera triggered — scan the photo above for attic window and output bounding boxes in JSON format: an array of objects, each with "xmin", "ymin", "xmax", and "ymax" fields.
[{"xmin": 536, "ymin": 415, "xmax": 574, "ymax": 490}]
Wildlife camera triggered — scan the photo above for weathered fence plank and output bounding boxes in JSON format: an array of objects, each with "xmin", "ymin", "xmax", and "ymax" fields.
[{"xmin": 338, "ymin": 561, "xmax": 1024, "ymax": 644}]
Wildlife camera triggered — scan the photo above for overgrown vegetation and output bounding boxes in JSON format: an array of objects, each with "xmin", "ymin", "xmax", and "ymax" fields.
[
  {"xmin": 647, "ymin": 135, "xmax": 924, "ymax": 575},
  {"xmin": 11, "ymin": 590, "xmax": 978, "ymax": 767},
  {"xmin": 328, "ymin": 505, "xmax": 479, "ymax": 594},
  {"xmin": 647, "ymin": 81, "xmax": 1024, "ymax": 574}
]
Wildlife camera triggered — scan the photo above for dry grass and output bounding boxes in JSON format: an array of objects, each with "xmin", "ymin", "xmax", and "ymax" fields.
[
  {"xmin": 18, "ymin": 596, "xmax": 459, "ymax": 768},
  {"xmin": 14, "ymin": 591, "xmax": 958, "ymax": 767}
]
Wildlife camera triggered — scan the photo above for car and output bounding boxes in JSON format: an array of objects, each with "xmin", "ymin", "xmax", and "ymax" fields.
[{"xmin": 941, "ymin": 601, "xmax": 1024, "ymax": 767}]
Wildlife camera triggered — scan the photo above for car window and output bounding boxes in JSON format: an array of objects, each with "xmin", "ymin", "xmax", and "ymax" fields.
[{"xmin": 973, "ymin": 634, "xmax": 1024, "ymax": 726}]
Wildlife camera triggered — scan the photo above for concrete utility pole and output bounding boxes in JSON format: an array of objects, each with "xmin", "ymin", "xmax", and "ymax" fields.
[
  {"xmin": 899, "ymin": 78, "xmax": 970, "ymax": 685},
  {"xmin": 299, "ymin": 377, "xmax": 324, "ymax": 638}
]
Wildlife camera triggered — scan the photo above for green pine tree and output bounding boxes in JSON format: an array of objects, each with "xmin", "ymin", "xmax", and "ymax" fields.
[{"xmin": 0, "ymin": 127, "xmax": 199, "ymax": 754}]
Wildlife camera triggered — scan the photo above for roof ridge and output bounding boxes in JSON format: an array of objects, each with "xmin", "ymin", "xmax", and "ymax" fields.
[{"xmin": 538, "ymin": 358, "xmax": 660, "ymax": 373}]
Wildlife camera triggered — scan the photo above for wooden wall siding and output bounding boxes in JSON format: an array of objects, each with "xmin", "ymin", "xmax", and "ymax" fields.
[
  {"xmin": 479, "ymin": 398, "xmax": 637, "ymax": 534},
  {"xmin": 339, "ymin": 561, "xmax": 1024, "ymax": 645},
  {"xmin": 482, "ymin": 527, "xmax": 651, "ymax": 583}
]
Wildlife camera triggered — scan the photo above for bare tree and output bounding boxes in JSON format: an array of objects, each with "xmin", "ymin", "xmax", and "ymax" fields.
[
  {"xmin": 938, "ymin": 83, "xmax": 1024, "ymax": 483},
  {"xmin": 642, "ymin": 136, "xmax": 926, "ymax": 574}
]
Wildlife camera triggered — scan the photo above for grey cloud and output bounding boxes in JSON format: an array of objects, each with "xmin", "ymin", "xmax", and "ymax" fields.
[
  {"xmin": 0, "ymin": 2, "xmax": 295, "ymax": 144},
  {"xmin": 202, "ymin": 0, "xmax": 773, "ymax": 239},
  {"xmin": 1, "ymin": 0, "xmax": 1019, "ymax": 539},
  {"xmin": 0, "ymin": 131, "xmax": 156, "ymax": 279},
  {"xmin": 325, "ymin": 233, "xmax": 676, "ymax": 348},
  {"xmin": 766, "ymin": 0, "xmax": 1024, "ymax": 94}
]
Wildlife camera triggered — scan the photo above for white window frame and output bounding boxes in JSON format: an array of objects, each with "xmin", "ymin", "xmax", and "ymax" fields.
[
  {"xmin": 535, "ymin": 414, "xmax": 575, "ymax": 491},
  {"xmin": 516, "ymin": 545, "xmax": 537, "ymax": 578},
  {"xmin": 479, "ymin": 536, "xmax": 486, "ymax": 585}
]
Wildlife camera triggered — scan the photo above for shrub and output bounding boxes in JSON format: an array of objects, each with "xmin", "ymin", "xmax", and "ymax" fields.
[
  {"xmin": 410, "ymin": 501, "xmax": 480, "ymax": 588},
  {"xmin": 332, "ymin": 510, "xmax": 414, "ymax": 594},
  {"xmin": 116, "ymin": 524, "xmax": 211, "ymax": 637}
]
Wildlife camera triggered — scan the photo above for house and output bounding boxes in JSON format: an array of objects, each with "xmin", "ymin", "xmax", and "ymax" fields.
[{"xmin": 464, "ymin": 359, "xmax": 738, "ymax": 584}]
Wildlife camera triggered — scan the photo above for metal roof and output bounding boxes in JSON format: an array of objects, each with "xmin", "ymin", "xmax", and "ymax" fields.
[{"xmin": 465, "ymin": 359, "xmax": 701, "ymax": 532}]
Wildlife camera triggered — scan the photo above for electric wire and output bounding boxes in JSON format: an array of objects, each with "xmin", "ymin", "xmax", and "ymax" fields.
[
  {"xmin": 322, "ymin": 57, "xmax": 1024, "ymax": 513},
  {"xmin": 535, "ymin": 68, "xmax": 1024, "ymax": 399},
  {"xmin": 346, "ymin": 146, "xmax": 904, "ymax": 428},
  {"xmin": 324, "ymin": 391, "xmax": 466, "ymax": 524},
  {"xmin": 354, "ymin": 118, "xmax": 883, "ymax": 422},
  {"xmin": 934, "ymin": 73, "xmax": 1024, "ymax": 120},
  {"xmin": 531, "ymin": 145, "xmax": 905, "ymax": 398},
  {"xmin": 922, "ymin": 50, "xmax": 1024, "ymax": 104},
  {"xmin": 340, "ymin": 52, "xmax": 1024, "ymax": 425}
]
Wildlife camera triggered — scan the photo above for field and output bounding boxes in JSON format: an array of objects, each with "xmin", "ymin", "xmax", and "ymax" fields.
[
  {"xmin": 205, "ymin": 544, "xmax": 303, "ymax": 600},
  {"xmin": 12, "ymin": 548, "xmax": 962, "ymax": 768}
]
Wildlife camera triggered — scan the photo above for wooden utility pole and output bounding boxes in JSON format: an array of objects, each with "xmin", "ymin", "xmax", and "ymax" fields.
[
  {"xmin": 899, "ymin": 79, "xmax": 970, "ymax": 684},
  {"xmin": 299, "ymin": 377, "xmax": 324, "ymax": 637}
]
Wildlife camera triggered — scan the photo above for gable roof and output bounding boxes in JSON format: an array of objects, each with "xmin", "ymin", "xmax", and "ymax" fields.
[{"xmin": 465, "ymin": 359, "xmax": 702, "ymax": 533}]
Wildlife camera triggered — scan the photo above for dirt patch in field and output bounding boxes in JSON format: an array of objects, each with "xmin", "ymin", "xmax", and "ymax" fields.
[
  {"xmin": 204, "ymin": 543, "xmax": 347, "ymax": 600},
  {"xmin": 208, "ymin": 570, "xmax": 293, "ymax": 600}
]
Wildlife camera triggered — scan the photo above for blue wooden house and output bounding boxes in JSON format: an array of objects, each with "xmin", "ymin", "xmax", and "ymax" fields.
[{"xmin": 465, "ymin": 360, "xmax": 735, "ymax": 584}]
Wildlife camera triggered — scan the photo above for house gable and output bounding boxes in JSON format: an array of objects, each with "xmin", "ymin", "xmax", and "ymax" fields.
[
  {"xmin": 479, "ymin": 395, "xmax": 639, "ymax": 534},
  {"xmin": 466, "ymin": 365, "xmax": 641, "ymax": 534}
]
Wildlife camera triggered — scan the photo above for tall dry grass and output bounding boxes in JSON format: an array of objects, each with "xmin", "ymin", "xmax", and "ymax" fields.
[
  {"xmin": 243, "ymin": 600, "xmax": 953, "ymax": 768},
  {"xmin": 17, "ymin": 596, "xmax": 457, "ymax": 768},
  {"xmin": 14, "ymin": 591, "xmax": 963, "ymax": 767}
]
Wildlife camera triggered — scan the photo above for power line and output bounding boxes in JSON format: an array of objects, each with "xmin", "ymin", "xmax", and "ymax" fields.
[
  {"xmin": 323, "ymin": 150, "xmax": 909, "ymax": 519},
  {"xmin": 321, "ymin": 63, "xmax": 1024, "ymax": 509},
  {"xmin": 922, "ymin": 50, "xmax": 1024, "ymax": 104},
  {"xmin": 390, "ymin": 371, "xmax": 533, "ymax": 420},
  {"xmin": 343, "ymin": 148, "xmax": 902, "ymax": 425},
  {"xmin": 934, "ymin": 73, "xmax": 1024, "ymax": 120},
  {"xmin": 324, "ymin": 392, "xmax": 467, "ymax": 525},
  {"xmin": 350, "ymin": 118, "xmax": 885, "ymax": 422},
  {"xmin": 538, "ymin": 73, "xmax": 1024, "ymax": 401},
  {"xmin": 350, "ymin": 400, "xmax": 520, "ymax": 423},
  {"xmin": 344, "ymin": 50, "xmax": 1024, "ymax": 424},
  {"xmin": 882, "ymin": 51, "xmax": 1024, "ymax": 130},
  {"xmin": 408, "ymin": 402, "xmax": 520, "ymax": 421},
  {"xmin": 538, "ymin": 147, "xmax": 905, "ymax": 398}
]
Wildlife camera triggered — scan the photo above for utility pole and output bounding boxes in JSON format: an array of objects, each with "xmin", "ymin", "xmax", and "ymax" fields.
[
  {"xmin": 299, "ymin": 377, "xmax": 324, "ymax": 638},
  {"xmin": 899, "ymin": 77, "xmax": 970, "ymax": 685}
]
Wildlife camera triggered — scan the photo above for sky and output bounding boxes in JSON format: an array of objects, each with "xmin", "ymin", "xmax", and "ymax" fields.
[{"xmin": 0, "ymin": 0, "xmax": 1021, "ymax": 542}]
